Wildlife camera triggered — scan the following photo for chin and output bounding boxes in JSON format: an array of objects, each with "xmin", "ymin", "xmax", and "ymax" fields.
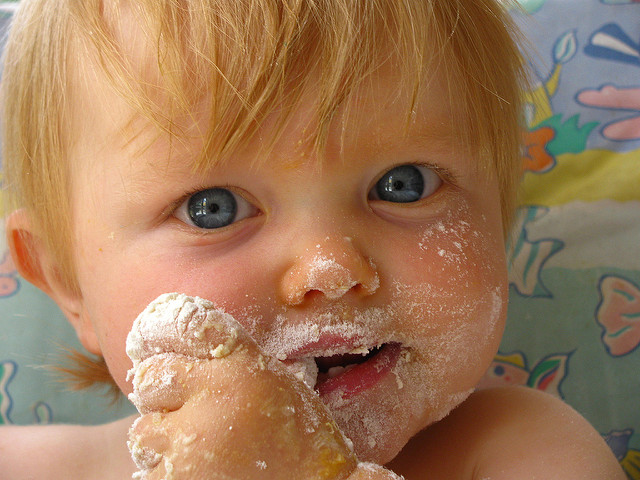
[{"xmin": 316, "ymin": 349, "xmax": 475, "ymax": 465}]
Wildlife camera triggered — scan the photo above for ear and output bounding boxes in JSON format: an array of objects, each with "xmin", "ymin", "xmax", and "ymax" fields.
[{"xmin": 5, "ymin": 209, "xmax": 102, "ymax": 355}]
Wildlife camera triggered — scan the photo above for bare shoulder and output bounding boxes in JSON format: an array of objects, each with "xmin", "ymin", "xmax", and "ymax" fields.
[
  {"xmin": 389, "ymin": 387, "xmax": 625, "ymax": 480},
  {"xmin": 0, "ymin": 416, "xmax": 135, "ymax": 480}
]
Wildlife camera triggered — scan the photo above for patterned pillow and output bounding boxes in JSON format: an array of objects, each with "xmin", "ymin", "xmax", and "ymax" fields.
[{"xmin": 481, "ymin": 1, "xmax": 640, "ymax": 477}]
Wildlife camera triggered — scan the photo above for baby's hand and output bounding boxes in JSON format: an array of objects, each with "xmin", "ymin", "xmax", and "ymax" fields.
[{"xmin": 126, "ymin": 293, "xmax": 367, "ymax": 479}]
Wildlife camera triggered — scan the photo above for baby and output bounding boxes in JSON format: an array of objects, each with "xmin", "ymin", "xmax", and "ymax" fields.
[{"xmin": 0, "ymin": 0, "xmax": 624, "ymax": 478}]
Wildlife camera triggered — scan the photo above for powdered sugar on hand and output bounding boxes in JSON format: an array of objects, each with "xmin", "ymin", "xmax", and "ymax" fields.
[
  {"xmin": 125, "ymin": 293, "xmax": 360, "ymax": 479},
  {"xmin": 125, "ymin": 293, "xmax": 247, "ymax": 416},
  {"xmin": 126, "ymin": 293, "xmax": 241, "ymax": 373},
  {"xmin": 126, "ymin": 293, "xmax": 331, "ymax": 405},
  {"xmin": 282, "ymin": 357, "xmax": 319, "ymax": 389}
]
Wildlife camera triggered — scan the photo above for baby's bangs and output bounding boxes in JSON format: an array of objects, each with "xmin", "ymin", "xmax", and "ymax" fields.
[
  {"xmin": 71, "ymin": 0, "xmax": 524, "ymax": 204},
  {"xmin": 155, "ymin": 0, "xmax": 446, "ymax": 170},
  {"xmin": 71, "ymin": 0, "xmax": 448, "ymax": 169}
]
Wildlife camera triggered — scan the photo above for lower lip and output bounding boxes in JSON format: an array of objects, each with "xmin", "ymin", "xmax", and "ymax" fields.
[{"xmin": 315, "ymin": 343, "xmax": 403, "ymax": 399}]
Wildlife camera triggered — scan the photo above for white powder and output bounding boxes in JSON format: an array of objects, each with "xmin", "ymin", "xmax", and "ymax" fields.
[
  {"xmin": 306, "ymin": 254, "xmax": 358, "ymax": 299},
  {"xmin": 128, "ymin": 416, "xmax": 163, "ymax": 474},
  {"xmin": 355, "ymin": 462, "xmax": 404, "ymax": 479},
  {"xmin": 417, "ymin": 202, "xmax": 475, "ymax": 269},
  {"xmin": 126, "ymin": 293, "xmax": 246, "ymax": 420},
  {"xmin": 420, "ymin": 217, "xmax": 470, "ymax": 262},
  {"xmin": 283, "ymin": 357, "xmax": 318, "ymax": 389},
  {"xmin": 163, "ymin": 457, "xmax": 175, "ymax": 479},
  {"xmin": 313, "ymin": 269, "xmax": 504, "ymax": 463},
  {"xmin": 260, "ymin": 306, "xmax": 391, "ymax": 361},
  {"xmin": 126, "ymin": 293, "xmax": 240, "ymax": 375}
]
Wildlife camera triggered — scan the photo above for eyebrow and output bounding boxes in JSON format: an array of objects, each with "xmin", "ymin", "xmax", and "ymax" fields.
[
  {"xmin": 386, "ymin": 121, "xmax": 485, "ymax": 185},
  {"xmin": 377, "ymin": 118, "xmax": 468, "ymax": 155},
  {"xmin": 409, "ymin": 129, "xmax": 464, "ymax": 151}
]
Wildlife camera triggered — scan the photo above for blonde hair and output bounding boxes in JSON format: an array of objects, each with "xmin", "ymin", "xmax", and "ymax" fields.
[{"xmin": 2, "ymin": 0, "xmax": 527, "ymax": 389}]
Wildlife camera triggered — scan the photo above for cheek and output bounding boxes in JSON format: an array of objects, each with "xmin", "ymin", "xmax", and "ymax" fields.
[
  {"xmin": 77, "ymin": 245, "xmax": 278, "ymax": 392},
  {"xmin": 395, "ymin": 278, "xmax": 506, "ymax": 390},
  {"xmin": 327, "ymin": 214, "xmax": 508, "ymax": 464},
  {"xmin": 389, "ymin": 202, "xmax": 508, "ymax": 390},
  {"xmin": 155, "ymin": 251, "xmax": 278, "ymax": 330}
]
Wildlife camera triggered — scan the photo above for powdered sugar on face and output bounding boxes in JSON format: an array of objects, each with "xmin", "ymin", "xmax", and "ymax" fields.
[
  {"xmin": 260, "ymin": 305, "xmax": 392, "ymax": 361},
  {"xmin": 284, "ymin": 239, "xmax": 380, "ymax": 305},
  {"xmin": 304, "ymin": 254, "xmax": 358, "ymax": 300},
  {"xmin": 314, "ymin": 279, "xmax": 505, "ymax": 462},
  {"xmin": 418, "ymin": 202, "xmax": 493, "ymax": 274},
  {"xmin": 123, "ymin": 192, "xmax": 507, "ymax": 465}
]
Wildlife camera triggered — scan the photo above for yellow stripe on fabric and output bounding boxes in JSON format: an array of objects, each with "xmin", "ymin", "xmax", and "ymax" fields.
[{"xmin": 520, "ymin": 149, "xmax": 640, "ymax": 207}]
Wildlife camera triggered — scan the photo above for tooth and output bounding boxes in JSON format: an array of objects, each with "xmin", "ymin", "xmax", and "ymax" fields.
[
  {"xmin": 327, "ymin": 366, "xmax": 345, "ymax": 378},
  {"xmin": 349, "ymin": 346, "xmax": 370, "ymax": 355}
]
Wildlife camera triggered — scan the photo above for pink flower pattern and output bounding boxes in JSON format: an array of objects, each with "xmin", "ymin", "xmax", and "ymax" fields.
[{"xmin": 596, "ymin": 275, "xmax": 640, "ymax": 357}]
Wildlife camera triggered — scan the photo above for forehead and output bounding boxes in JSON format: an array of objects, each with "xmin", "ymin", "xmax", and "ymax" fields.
[{"xmin": 70, "ymin": 59, "xmax": 469, "ymax": 183}]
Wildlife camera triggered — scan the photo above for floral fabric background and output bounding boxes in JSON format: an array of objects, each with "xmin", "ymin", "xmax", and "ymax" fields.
[
  {"xmin": 483, "ymin": 1, "xmax": 640, "ymax": 477},
  {"xmin": 0, "ymin": 0, "xmax": 639, "ymax": 477}
]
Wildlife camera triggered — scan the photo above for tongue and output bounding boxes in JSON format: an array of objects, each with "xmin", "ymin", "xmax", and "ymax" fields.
[{"xmin": 315, "ymin": 343, "xmax": 402, "ymax": 398}]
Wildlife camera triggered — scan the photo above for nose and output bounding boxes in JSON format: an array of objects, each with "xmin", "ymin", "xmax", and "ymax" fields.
[{"xmin": 280, "ymin": 236, "xmax": 380, "ymax": 305}]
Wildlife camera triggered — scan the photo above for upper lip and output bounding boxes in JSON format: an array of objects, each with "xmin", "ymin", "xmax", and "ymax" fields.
[{"xmin": 258, "ymin": 306, "xmax": 394, "ymax": 361}]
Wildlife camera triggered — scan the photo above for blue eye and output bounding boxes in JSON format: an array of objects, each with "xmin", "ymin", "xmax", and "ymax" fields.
[
  {"xmin": 176, "ymin": 188, "xmax": 257, "ymax": 229},
  {"xmin": 370, "ymin": 165, "xmax": 441, "ymax": 203}
]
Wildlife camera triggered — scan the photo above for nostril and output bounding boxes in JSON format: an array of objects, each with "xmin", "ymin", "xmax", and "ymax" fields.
[
  {"xmin": 280, "ymin": 246, "xmax": 380, "ymax": 305},
  {"xmin": 297, "ymin": 289, "xmax": 324, "ymax": 304},
  {"xmin": 285, "ymin": 284, "xmax": 356, "ymax": 305},
  {"xmin": 283, "ymin": 254, "xmax": 358, "ymax": 304}
]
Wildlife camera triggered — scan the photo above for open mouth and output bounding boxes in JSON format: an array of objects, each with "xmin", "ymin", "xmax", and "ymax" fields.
[
  {"xmin": 285, "ymin": 342, "xmax": 403, "ymax": 399},
  {"xmin": 315, "ymin": 344, "xmax": 384, "ymax": 382}
]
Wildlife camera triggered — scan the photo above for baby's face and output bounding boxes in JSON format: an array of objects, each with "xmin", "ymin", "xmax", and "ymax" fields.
[{"xmin": 67, "ymin": 64, "xmax": 507, "ymax": 463}]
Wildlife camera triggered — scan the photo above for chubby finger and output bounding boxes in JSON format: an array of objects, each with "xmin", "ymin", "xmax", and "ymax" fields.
[
  {"xmin": 128, "ymin": 348, "xmax": 307, "ymax": 415},
  {"xmin": 126, "ymin": 293, "xmax": 250, "ymax": 367},
  {"xmin": 128, "ymin": 415, "xmax": 167, "ymax": 475},
  {"xmin": 129, "ymin": 414, "xmax": 199, "ymax": 480},
  {"xmin": 128, "ymin": 353, "xmax": 215, "ymax": 413}
]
